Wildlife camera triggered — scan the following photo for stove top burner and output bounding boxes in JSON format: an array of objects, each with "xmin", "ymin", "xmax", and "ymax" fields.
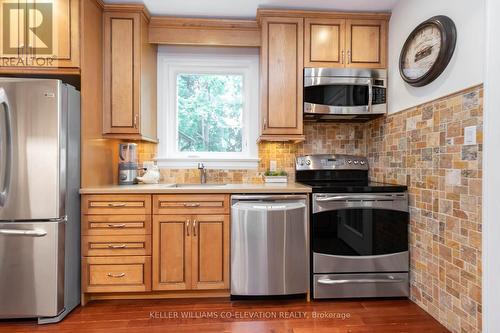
[{"xmin": 295, "ymin": 154, "xmax": 407, "ymax": 193}]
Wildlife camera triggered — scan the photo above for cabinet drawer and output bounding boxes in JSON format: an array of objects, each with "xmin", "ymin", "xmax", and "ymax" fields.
[
  {"xmin": 82, "ymin": 235, "xmax": 151, "ymax": 256},
  {"xmin": 82, "ymin": 195, "xmax": 151, "ymax": 215},
  {"xmin": 154, "ymin": 195, "xmax": 229, "ymax": 215},
  {"xmin": 82, "ymin": 256, "xmax": 151, "ymax": 293},
  {"xmin": 82, "ymin": 215, "xmax": 151, "ymax": 236}
]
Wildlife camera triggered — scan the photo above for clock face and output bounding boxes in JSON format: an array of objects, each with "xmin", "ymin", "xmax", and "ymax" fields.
[
  {"xmin": 399, "ymin": 16, "xmax": 456, "ymax": 87},
  {"xmin": 402, "ymin": 24, "xmax": 442, "ymax": 80}
]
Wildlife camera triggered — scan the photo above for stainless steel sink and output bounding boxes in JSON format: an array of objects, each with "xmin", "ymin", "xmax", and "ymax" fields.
[{"xmin": 173, "ymin": 183, "xmax": 228, "ymax": 188}]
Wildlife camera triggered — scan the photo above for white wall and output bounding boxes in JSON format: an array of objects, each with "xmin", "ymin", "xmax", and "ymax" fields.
[
  {"xmin": 388, "ymin": 0, "xmax": 485, "ymax": 113},
  {"xmin": 482, "ymin": 0, "xmax": 500, "ymax": 331}
]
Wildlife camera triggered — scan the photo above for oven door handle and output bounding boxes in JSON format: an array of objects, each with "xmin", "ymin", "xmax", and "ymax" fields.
[
  {"xmin": 318, "ymin": 277, "xmax": 404, "ymax": 285},
  {"xmin": 315, "ymin": 194, "xmax": 405, "ymax": 202},
  {"xmin": 367, "ymin": 78, "xmax": 373, "ymax": 111}
]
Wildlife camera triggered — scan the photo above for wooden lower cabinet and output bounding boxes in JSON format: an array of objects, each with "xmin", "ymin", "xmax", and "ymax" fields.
[
  {"xmin": 153, "ymin": 214, "xmax": 229, "ymax": 291},
  {"xmin": 81, "ymin": 194, "xmax": 230, "ymax": 302},
  {"xmin": 82, "ymin": 256, "xmax": 151, "ymax": 293}
]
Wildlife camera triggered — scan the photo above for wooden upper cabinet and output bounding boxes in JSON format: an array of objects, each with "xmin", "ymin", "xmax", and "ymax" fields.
[
  {"xmin": 0, "ymin": 0, "xmax": 79, "ymax": 72},
  {"xmin": 305, "ymin": 17, "xmax": 388, "ymax": 69},
  {"xmin": 304, "ymin": 18, "xmax": 345, "ymax": 67},
  {"xmin": 346, "ymin": 19, "xmax": 387, "ymax": 68},
  {"xmin": 103, "ymin": 6, "xmax": 158, "ymax": 142},
  {"xmin": 260, "ymin": 17, "xmax": 304, "ymax": 139}
]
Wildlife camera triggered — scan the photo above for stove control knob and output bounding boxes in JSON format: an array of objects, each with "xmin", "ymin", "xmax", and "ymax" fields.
[
  {"xmin": 360, "ymin": 161, "xmax": 366, "ymax": 165},
  {"xmin": 298, "ymin": 160, "xmax": 304, "ymax": 166},
  {"xmin": 305, "ymin": 159, "xmax": 311, "ymax": 165},
  {"xmin": 353, "ymin": 160, "xmax": 359, "ymax": 165},
  {"xmin": 347, "ymin": 160, "xmax": 352, "ymax": 164}
]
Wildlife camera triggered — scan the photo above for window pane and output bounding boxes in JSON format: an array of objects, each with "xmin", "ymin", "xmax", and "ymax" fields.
[{"xmin": 176, "ymin": 73, "xmax": 243, "ymax": 153}]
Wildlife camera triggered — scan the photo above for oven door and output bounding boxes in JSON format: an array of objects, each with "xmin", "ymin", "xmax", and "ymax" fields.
[{"xmin": 312, "ymin": 193, "xmax": 409, "ymax": 274}]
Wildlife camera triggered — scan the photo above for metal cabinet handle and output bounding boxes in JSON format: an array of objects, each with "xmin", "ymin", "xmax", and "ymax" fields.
[
  {"xmin": 263, "ymin": 118, "xmax": 267, "ymax": 130},
  {"xmin": 108, "ymin": 244, "xmax": 127, "ymax": 249},
  {"xmin": 134, "ymin": 114, "xmax": 138, "ymax": 129},
  {"xmin": 183, "ymin": 203, "xmax": 200, "ymax": 207},
  {"xmin": 0, "ymin": 229, "xmax": 47, "ymax": 237},
  {"xmin": 108, "ymin": 202, "xmax": 127, "ymax": 207},
  {"xmin": 341, "ymin": 50, "xmax": 345, "ymax": 64},
  {"xmin": 186, "ymin": 219, "xmax": 190, "ymax": 237},
  {"xmin": 107, "ymin": 224, "xmax": 126, "ymax": 228},
  {"xmin": 107, "ymin": 273, "xmax": 126, "ymax": 278},
  {"xmin": 193, "ymin": 219, "xmax": 197, "ymax": 237},
  {"xmin": 347, "ymin": 50, "xmax": 351, "ymax": 64},
  {"xmin": 318, "ymin": 277, "xmax": 404, "ymax": 285}
]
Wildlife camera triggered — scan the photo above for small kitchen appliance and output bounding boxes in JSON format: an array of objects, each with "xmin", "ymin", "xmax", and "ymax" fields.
[
  {"xmin": 295, "ymin": 154, "xmax": 409, "ymax": 299},
  {"xmin": 118, "ymin": 143, "xmax": 138, "ymax": 185},
  {"xmin": 304, "ymin": 68, "xmax": 387, "ymax": 121}
]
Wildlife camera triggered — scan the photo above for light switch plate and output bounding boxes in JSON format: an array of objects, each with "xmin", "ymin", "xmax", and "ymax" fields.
[
  {"xmin": 464, "ymin": 126, "xmax": 477, "ymax": 145},
  {"xmin": 269, "ymin": 160, "xmax": 277, "ymax": 172}
]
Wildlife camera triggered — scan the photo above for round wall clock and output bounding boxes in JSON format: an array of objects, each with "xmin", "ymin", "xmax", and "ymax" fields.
[{"xmin": 399, "ymin": 15, "xmax": 457, "ymax": 87}]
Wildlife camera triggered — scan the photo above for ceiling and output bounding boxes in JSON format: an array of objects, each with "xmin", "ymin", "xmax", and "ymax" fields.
[{"xmin": 103, "ymin": 0, "xmax": 399, "ymax": 19}]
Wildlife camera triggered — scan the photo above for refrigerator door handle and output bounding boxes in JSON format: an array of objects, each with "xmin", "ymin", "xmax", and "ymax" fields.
[
  {"xmin": 0, "ymin": 229, "xmax": 48, "ymax": 237},
  {"xmin": 0, "ymin": 88, "xmax": 12, "ymax": 208}
]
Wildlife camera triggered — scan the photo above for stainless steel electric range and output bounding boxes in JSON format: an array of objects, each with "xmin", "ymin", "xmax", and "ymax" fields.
[{"xmin": 295, "ymin": 154, "xmax": 410, "ymax": 299}]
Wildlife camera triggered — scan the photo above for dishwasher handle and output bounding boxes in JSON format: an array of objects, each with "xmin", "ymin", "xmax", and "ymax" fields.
[{"xmin": 231, "ymin": 194, "xmax": 307, "ymax": 202}]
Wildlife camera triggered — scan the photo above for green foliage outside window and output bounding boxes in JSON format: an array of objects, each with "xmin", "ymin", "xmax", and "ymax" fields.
[{"xmin": 176, "ymin": 73, "xmax": 244, "ymax": 153}]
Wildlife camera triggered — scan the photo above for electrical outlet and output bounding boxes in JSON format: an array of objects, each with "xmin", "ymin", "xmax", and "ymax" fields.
[
  {"xmin": 269, "ymin": 160, "xmax": 277, "ymax": 172},
  {"xmin": 464, "ymin": 126, "xmax": 477, "ymax": 145}
]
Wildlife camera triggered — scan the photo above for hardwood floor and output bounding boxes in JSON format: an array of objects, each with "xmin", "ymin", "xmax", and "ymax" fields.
[{"xmin": 0, "ymin": 298, "xmax": 449, "ymax": 333}]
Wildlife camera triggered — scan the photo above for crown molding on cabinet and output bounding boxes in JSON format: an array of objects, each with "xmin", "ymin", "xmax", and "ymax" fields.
[
  {"xmin": 149, "ymin": 17, "xmax": 260, "ymax": 47},
  {"xmin": 103, "ymin": 3, "xmax": 151, "ymax": 21},
  {"xmin": 256, "ymin": 8, "xmax": 391, "ymax": 23}
]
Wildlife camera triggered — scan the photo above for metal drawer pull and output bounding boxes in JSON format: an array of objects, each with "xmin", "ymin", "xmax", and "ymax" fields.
[
  {"xmin": 318, "ymin": 277, "xmax": 404, "ymax": 285},
  {"xmin": 186, "ymin": 219, "xmax": 190, "ymax": 236},
  {"xmin": 193, "ymin": 219, "xmax": 197, "ymax": 237},
  {"xmin": 107, "ymin": 224, "xmax": 126, "ymax": 228},
  {"xmin": 183, "ymin": 203, "xmax": 200, "ymax": 207},
  {"xmin": 107, "ymin": 273, "xmax": 126, "ymax": 278},
  {"xmin": 0, "ymin": 229, "xmax": 47, "ymax": 237},
  {"xmin": 108, "ymin": 244, "xmax": 127, "ymax": 249},
  {"xmin": 108, "ymin": 202, "xmax": 127, "ymax": 207}
]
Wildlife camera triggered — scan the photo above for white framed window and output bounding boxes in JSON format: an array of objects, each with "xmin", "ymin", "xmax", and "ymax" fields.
[{"xmin": 157, "ymin": 46, "xmax": 259, "ymax": 169}]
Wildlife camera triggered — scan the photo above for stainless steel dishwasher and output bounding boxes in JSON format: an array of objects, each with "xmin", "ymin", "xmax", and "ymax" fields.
[{"xmin": 230, "ymin": 195, "xmax": 308, "ymax": 297}]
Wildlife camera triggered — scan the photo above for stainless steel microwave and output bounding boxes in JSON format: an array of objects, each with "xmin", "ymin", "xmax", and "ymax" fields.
[{"xmin": 304, "ymin": 68, "xmax": 387, "ymax": 122}]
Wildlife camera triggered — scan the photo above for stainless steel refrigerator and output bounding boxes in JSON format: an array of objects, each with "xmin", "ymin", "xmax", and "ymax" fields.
[{"xmin": 0, "ymin": 78, "xmax": 80, "ymax": 323}]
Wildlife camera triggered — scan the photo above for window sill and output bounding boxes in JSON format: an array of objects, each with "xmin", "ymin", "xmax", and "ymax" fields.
[{"xmin": 156, "ymin": 157, "xmax": 260, "ymax": 170}]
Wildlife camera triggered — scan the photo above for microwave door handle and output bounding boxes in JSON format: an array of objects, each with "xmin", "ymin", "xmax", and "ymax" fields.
[
  {"xmin": 367, "ymin": 79, "xmax": 373, "ymax": 112},
  {"xmin": 0, "ymin": 88, "xmax": 12, "ymax": 208}
]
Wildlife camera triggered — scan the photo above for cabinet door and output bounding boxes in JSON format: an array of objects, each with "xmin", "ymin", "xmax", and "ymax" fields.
[
  {"xmin": 152, "ymin": 215, "xmax": 191, "ymax": 290},
  {"xmin": 103, "ymin": 12, "xmax": 141, "ymax": 134},
  {"xmin": 191, "ymin": 215, "xmax": 229, "ymax": 290},
  {"xmin": 304, "ymin": 18, "xmax": 345, "ymax": 67},
  {"xmin": 260, "ymin": 17, "xmax": 303, "ymax": 136},
  {"xmin": 346, "ymin": 19, "xmax": 387, "ymax": 68},
  {"xmin": 0, "ymin": 0, "xmax": 79, "ymax": 69}
]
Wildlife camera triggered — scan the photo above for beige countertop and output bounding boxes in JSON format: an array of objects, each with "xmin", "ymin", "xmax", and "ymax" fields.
[{"xmin": 80, "ymin": 183, "xmax": 312, "ymax": 194}]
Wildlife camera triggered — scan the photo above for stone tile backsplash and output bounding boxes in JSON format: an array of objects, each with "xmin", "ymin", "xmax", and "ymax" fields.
[{"xmin": 367, "ymin": 85, "xmax": 483, "ymax": 333}]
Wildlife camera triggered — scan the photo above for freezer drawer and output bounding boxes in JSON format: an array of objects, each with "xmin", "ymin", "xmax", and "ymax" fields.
[
  {"xmin": 0, "ymin": 221, "xmax": 65, "ymax": 318},
  {"xmin": 231, "ymin": 195, "xmax": 308, "ymax": 296},
  {"xmin": 313, "ymin": 272, "xmax": 409, "ymax": 299}
]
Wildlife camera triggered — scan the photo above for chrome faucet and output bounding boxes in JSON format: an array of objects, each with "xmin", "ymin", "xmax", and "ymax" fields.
[{"xmin": 198, "ymin": 162, "xmax": 207, "ymax": 184}]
